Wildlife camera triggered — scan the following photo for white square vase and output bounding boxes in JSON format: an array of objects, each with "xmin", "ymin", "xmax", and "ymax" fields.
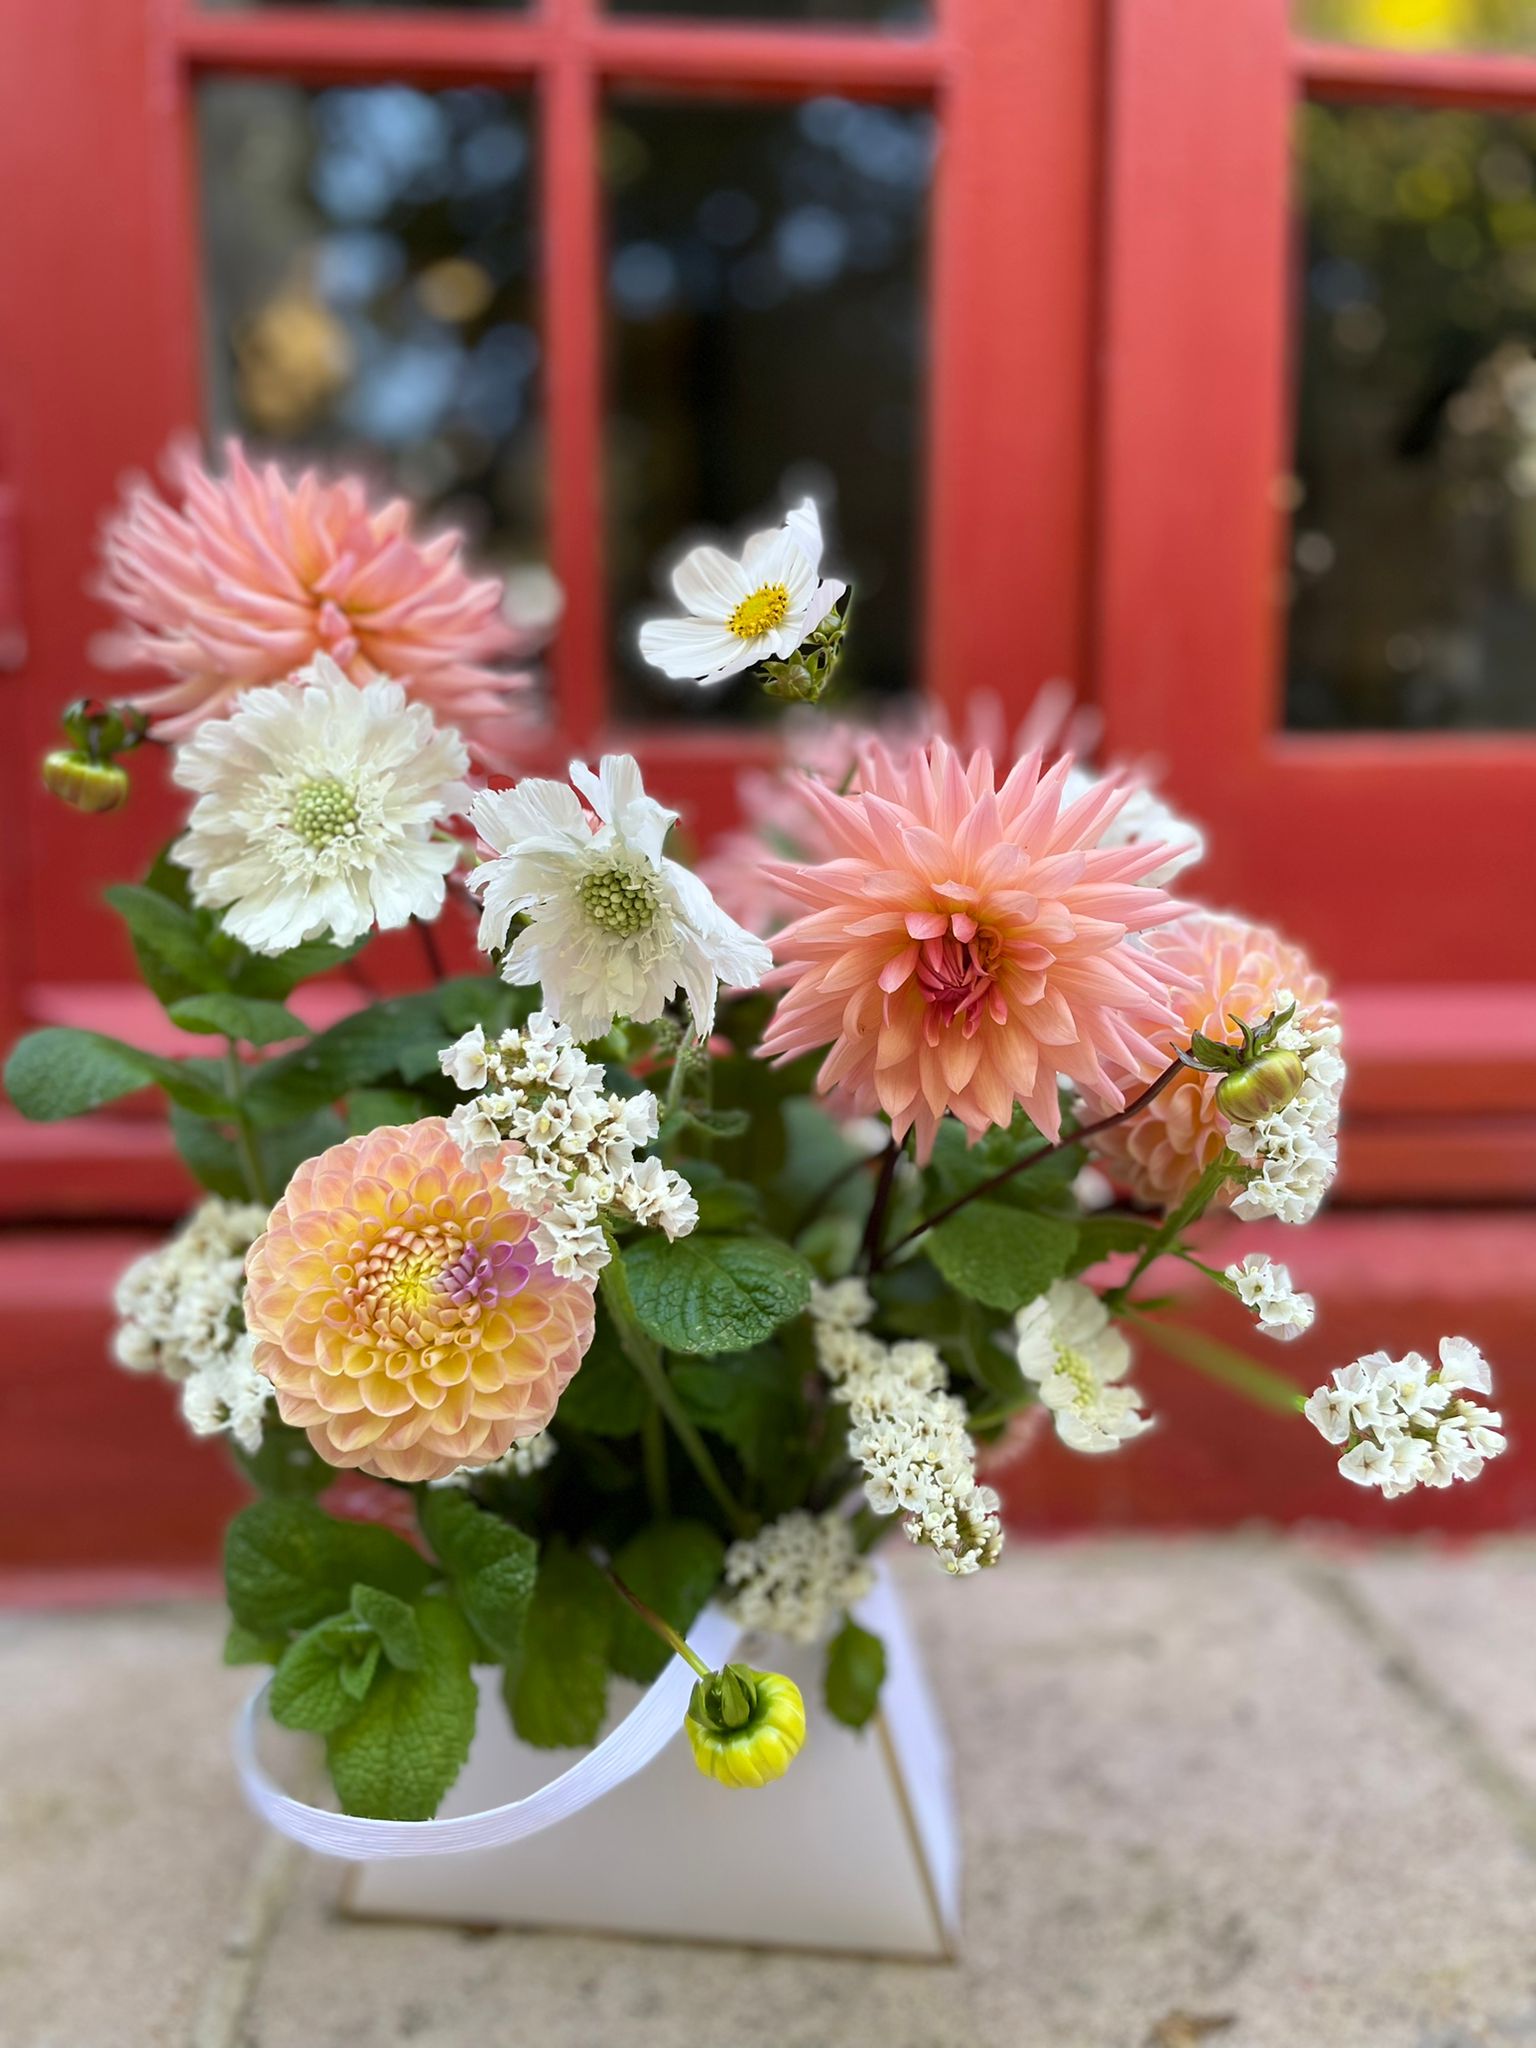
[{"xmin": 340, "ymin": 1568, "xmax": 960, "ymax": 1959}]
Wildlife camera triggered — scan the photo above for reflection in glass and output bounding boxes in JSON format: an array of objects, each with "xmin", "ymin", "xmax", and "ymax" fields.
[
  {"xmin": 1288, "ymin": 102, "xmax": 1536, "ymax": 730},
  {"xmin": 605, "ymin": 96, "xmax": 933, "ymax": 719},
  {"xmin": 197, "ymin": 81, "xmax": 542, "ymax": 573},
  {"xmin": 1296, "ymin": 0, "xmax": 1536, "ymax": 53}
]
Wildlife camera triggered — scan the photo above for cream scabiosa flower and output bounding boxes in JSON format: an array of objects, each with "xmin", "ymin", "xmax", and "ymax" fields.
[
  {"xmin": 171, "ymin": 656, "xmax": 470, "ymax": 955},
  {"xmin": 466, "ymin": 754, "xmax": 772, "ymax": 1039},
  {"xmin": 637, "ymin": 499, "xmax": 845, "ymax": 686}
]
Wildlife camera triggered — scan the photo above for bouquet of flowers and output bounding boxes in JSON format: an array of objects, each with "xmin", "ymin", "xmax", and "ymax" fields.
[{"xmin": 8, "ymin": 444, "xmax": 1507, "ymax": 1823}]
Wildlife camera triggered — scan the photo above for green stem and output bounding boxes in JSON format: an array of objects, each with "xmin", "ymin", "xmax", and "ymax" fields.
[
  {"xmin": 1103, "ymin": 1151, "xmax": 1234, "ymax": 1310},
  {"xmin": 1124, "ymin": 1307, "xmax": 1308, "ymax": 1418},
  {"xmin": 223, "ymin": 1042, "xmax": 272, "ymax": 1206},
  {"xmin": 604, "ymin": 1566, "xmax": 713, "ymax": 1679}
]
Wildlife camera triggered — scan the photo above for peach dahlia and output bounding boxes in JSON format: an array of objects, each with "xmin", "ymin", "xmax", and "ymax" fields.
[{"xmin": 244, "ymin": 1119, "xmax": 595, "ymax": 1483}]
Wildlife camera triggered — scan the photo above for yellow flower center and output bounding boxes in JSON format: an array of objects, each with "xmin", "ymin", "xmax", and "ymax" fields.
[
  {"xmin": 1052, "ymin": 1345, "xmax": 1099, "ymax": 1408},
  {"xmin": 290, "ymin": 776, "xmax": 360, "ymax": 848},
  {"xmin": 727, "ymin": 583, "xmax": 791, "ymax": 641}
]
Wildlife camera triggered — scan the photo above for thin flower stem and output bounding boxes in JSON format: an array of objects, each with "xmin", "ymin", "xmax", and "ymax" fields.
[
  {"xmin": 604, "ymin": 1566, "xmax": 713, "ymax": 1680},
  {"xmin": 414, "ymin": 916, "xmax": 446, "ymax": 985},
  {"xmin": 1103, "ymin": 1151, "xmax": 1234, "ymax": 1310},
  {"xmin": 873, "ymin": 1057, "xmax": 1186, "ymax": 1272},
  {"xmin": 858, "ymin": 1137, "xmax": 904, "ymax": 1274},
  {"xmin": 1124, "ymin": 1306, "xmax": 1308, "ymax": 1418},
  {"xmin": 223, "ymin": 1043, "xmax": 272, "ymax": 1207}
]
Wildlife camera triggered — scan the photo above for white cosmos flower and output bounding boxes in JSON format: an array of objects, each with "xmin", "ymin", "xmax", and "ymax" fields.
[
  {"xmin": 171, "ymin": 656, "xmax": 471, "ymax": 955},
  {"xmin": 466, "ymin": 753, "xmax": 772, "ymax": 1039},
  {"xmin": 637, "ymin": 498, "xmax": 846, "ymax": 687},
  {"xmin": 1014, "ymin": 1279, "xmax": 1153, "ymax": 1454}
]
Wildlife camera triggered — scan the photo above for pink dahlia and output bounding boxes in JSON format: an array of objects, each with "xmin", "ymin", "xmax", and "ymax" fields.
[
  {"xmin": 245, "ymin": 1118, "xmax": 595, "ymax": 1483},
  {"xmin": 757, "ymin": 739, "xmax": 1188, "ymax": 1159},
  {"xmin": 1085, "ymin": 911, "xmax": 1334, "ymax": 1210},
  {"xmin": 95, "ymin": 439, "xmax": 530, "ymax": 756}
]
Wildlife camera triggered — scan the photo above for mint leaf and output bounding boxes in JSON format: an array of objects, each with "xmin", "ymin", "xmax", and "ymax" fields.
[
  {"xmin": 417, "ymin": 1491, "xmax": 536, "ymax": 1661},
  {"xmin": 170, "ymin": 1104, "xmax": 345, "ymax": 1205},
  {"xmin": 552, "ymin": 1322, "xmax": 647, "ymax": 1438},
  {"xmin": 339, "ymin": 1640, "xmax": 383, "ymax": 1702},
  {"xmin": 167, "ymin": 993, "xmax": 307, "ymax": 1046},
  {"xmin": 672, "ymin": 1347, "xmax": 804, "ymax": 1478},
  {"xmin": 623, "ymin": 1235, "xmax": 812, "ymax": 1355},
  {"xmin": 271, "ymin": 1616, "xmax": 372, "ymax": 1734},
  {"xmin": 326, "ymin": 1596, "xmax": 478, "ymax": 1820},
  {"xmin": 507, "ymin": 1540, "xmax": 611, "ymax": 1749},
  {"xmin": 346, "ymin": 1087, "xmax": 431, "ymax": 1136},
  {"xmin": 104, "ymin": 881, "xmax": 225, "ymax": 1000},
  {"xmin": 245, "ymin": 995, "xmax": 451, "ymax": 1125},
  {"xmin": 224, "ymin": 1501, "xmax": 432, "ymax": 1636},
  {"xmin": 825, "ymin": 1619, "xmax": 886, "ymax": 1730},
  {"xmin": 223, "ymin": 1622, "xmax": 285, "ymax": 1667},
  {"xmin": 606, "ymin": 1520, "xmax": 724, "ymax": 1684},
  {"xmin": 926, "ymin": 1201, "xmax": 1078, "ymax": 1313},
  {"xmin": 351, "ymin": 1584, "xmax": 425, "ymax": 1671},
  {"xmin": 229, "ymin": 1420, "xmax": 333, "ymax": 1500},
  {"xmin": 231, "ymin": 935, "xmax": 370, "ymax": 1000},
  {"xmin": 4, "ymin": 1026, "xmax": 230, "ymax": 1122},
  {"xmin": 1067, "ymin": 1214, "xmax": 1160, "ymax": 1275}
]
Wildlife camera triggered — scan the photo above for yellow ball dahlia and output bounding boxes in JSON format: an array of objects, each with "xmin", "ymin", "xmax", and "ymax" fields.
[{"xmin": 244, "ymin": 1118, "xmax": 595, "ymax": 1482}]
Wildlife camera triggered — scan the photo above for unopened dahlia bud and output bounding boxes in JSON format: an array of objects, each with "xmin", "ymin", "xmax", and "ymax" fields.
[
  {"xmin": 685, "ymin": 1663, "xmax": 806, "ymax": 1789},
  {"xmin": 1215, "ymin": 1048, "xmax": 1305, "ymax": 1126},
  {"xmin": 42, "ymin": 749, "xmax": 130, "ymax": 813}
]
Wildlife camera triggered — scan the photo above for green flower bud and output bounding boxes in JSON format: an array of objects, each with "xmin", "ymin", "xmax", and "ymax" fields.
[
  {"xmin": 41, "ymin": 749, "xmax": 130, "ymax": 814},
  {"xmin": 685, "ymin": 1663, "xmax": 806, "ymax": 1789},
  {"xmin": 1215, "ymin": 1049, "xmax": 1305, "ymax": 1126}
]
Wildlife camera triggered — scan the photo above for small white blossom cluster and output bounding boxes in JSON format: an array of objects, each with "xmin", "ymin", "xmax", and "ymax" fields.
[
  {"xmin": 808, "ymin": 1281, "xmax": 1004, "ymax": 1576},
  {"xmin": 112, "ymin": 1198, "xmax": 272, "ymax": 1454},
  {"xmin": 1228, "ymin": 996, "xmax": 1346, "ymax": 1226},
  {"xmin": 1013, "ymin": 1279, "xmax": 1153, "ymax": 1454},
  {"xmin": 428, "ymin": 1430, "xmax": 557, "ymax": 1489},
  {"xmin": 1304, "ymin": 1337, "xmax": 1507, "ymax": 1499},
  {"xmin": 722, "ymin": 1509, "xmax": 874, "ymax": 1645},
  {"xmin": 440, "ymin": 1011, "xmax": 697, "ymax": 1280},
  {"xmin": 1225, "ymin": 1252, "xmax": 1316, "ymax": 1343}
]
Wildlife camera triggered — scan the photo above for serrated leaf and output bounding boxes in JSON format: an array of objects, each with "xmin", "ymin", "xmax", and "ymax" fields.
[
  {"xmin": 244, "ymin": 995, "xmax": 450, "ymax": 1126},
  {"xmin": 223, "ymin": 1622, "xmax": 286, "ymax": 1667},
  {"xmin": 417, "ymin": 1491, "xmax": 537, "ymax": 1661},
  {"xmin": 672, "ymin": 1347, "xmax": 804, "ymax": 1478},
  {"xmin": 825, "ymin": 1618, "xmax": 886, "ymax": 1730},
  {"xmin": 339, "ymin": 1639, "xmax": 383, "ymax": 1701},
  {"xmin": 351, "ymin": 1584, "xmax": 425, "ymax": 1671},
  {"xmin": 270, "ymin": 1616, "xmax": 371, "ymax": 1734},
  {"xmin": 104, "ymin": 881, "xmax": 225, "ymax": 1001},
  {"xmin": 691, "ymin": 1176, "xmax": 764, "ymax": 1233},
  {"xmin": 223, "ymin": 1500, "xmax": 433, "ymax": 1636},
  {"xmin": 623, "ymin": 1235, "xmax": 812, "ymax": 1356},
  {"xmin": 506, "ymin": 1540, "xmax": 611, "ymax": 1750},
  {"xmin": 229, "ymin": 1420, "xmax": 334, "ymax": 1500},
  {"xmin": 326, "ymin": 1596, "xmax": 478, "ymax": 1820},
  {"xmin": 606, "ymin": 1520, "xmax": 725, "ymax": 1684},
  {"xmin": 3, "ymin": 1026, "xmax": 230, "ymax": 1122},
  {"xmin": 926, "ymin": 1200, "xmax": 1078, "ymax": 1313},
  {"xmin": 552, "ymin": 1320, "xmax": 648, "ymax": 1438},
  {"xmin": 168, "ymin": 993, "xmax": 307, "ymax": 1046}
]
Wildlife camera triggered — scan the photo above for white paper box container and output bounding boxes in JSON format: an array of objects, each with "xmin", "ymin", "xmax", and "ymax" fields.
[{"xmin": 342, "ymin": 1568, "xmax": 960, "ymax": 1958}]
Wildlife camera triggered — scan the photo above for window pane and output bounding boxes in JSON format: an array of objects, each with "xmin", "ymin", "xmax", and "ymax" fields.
[
  {"xmin": 201, "ymin": 2, "xmax": 522, "ymax": 13},
  {"xmin": 1288, "ymin": 101, "xmax": 1536, "ymax": 730},
  {"xmin": 1296, "ymin": 0, "xmax": 1536, "ymax": 54},
  {"xmin": 605, "ymin": 96, "xmax": 933, "ymax": 720},
  {"xmin": 605, "ymin": 0, "xmax": 921, "ymax": 20},
  {"xmin": 197, "ymin": 80, "xmax": 541, "ymax": 567}
]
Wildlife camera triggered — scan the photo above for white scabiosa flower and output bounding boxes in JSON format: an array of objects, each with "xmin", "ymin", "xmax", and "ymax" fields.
[
  {"xmin": 465, "ymin": 752, "xmax": 772, "ymax": 1039},
  {"xmin": 1304, "ymin": 1336, "xmax": 1506, "ymax": 1499},
  {"xmin": 171, "ymin": 656, "xmax": 471, "ymax": 955},
  {"xmin": 1225, "ymin": 1251, "xmax": 1316, "ymax": 1343},
  {"xmin": 1013, "ymin": 1279, "xmax": 1153, "ymax": 1454},
  {"xmin": 723, "ymin": 1510, "xmax": 875, "ymax": 1646},
  {"xmin": 637, "ymin": 499, "xmax": 845, "ymax": 687}
]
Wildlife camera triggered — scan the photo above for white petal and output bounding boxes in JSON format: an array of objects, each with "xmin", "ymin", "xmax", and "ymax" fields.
[
  {"xmin": 670, "ymin": 543, "xmax": 749, "ymax": 619},
  {"xmin": 637, "ymin": 615, "xmax": 747, "ymax": 681},
  {"xmin": 782, "ymin": 497, "xmax": 825, "ymax": 573}
]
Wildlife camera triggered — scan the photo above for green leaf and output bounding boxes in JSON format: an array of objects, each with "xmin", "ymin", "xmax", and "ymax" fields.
[
  {"xmin": 351, "ymin": 1584, "xmax": 425, "ymax": 1671},
  {"xmin": 506, "ymin": 1540, "xmax": 611, "ymax": 1750},
  {"xmin": 417, "ymin": 1491, "xmax": 537, "ymax": 1662},
  {"xmin": 169, "ymin": 1103, "xmax": 345, "ymax": 1202},
  {"xmin": 605, "ymin": 1520, "xmax": 725, "ymax": 1684},
  {"xmin": 326, "ymin": 1595, "xmax": 478, "ymax": 1820},
  {"xmin": 104, "ymin": 881, "xmax": 225, "ymax": 1001},
  {"xmin": 231, "ymin": 935, "xmax": 370, "ymax": 1000},
  {"xmin": 346, "ymin": 1087, "xmax": 431, "ymax": 1136},
  {"xmin": 623, "ymin": 1235, "xmax": 812, "ymax": 1356},
  {"xmin": 926, "ymin": 1200, "xmax": 1078, "ymax": 1313},
  {"xmin": 222, "ymin": 1622, "xmax": 286, "ymax": 1667},
  {"xmin": 339, "ymin": 1640, "xmax": 383, "ymax": 1702},
  {"xmin": 691, "ymin": 1176, "xmax": 764, "ymax": 1234},
  {"xmin": 3, "ymin": 1026, "xmax": 229, "ymax": 1122},
  {"xmin": 927, "ymin": 1112, "xmax": 1081, "ymax": 1213},
  {"xmin": 662, "ymin": 1104, "xmax": 752, "ymax": 1143},
  {"xmin": 672, "ymin": 1347, "xmax": 804, "ymax": 1478},
  {"xmin": 223, "ymin": 1500, "xmax": 432, "ymax": 1636},
  {"xmin": 229, "ymin": 1420, "xmax": 334, "ymax": 1499},
  {"xmin": 552, "ymin": 1320, "xmax": 648, "ymax": 1438},
  {"xmin": 824, "ymin": 1619, "xmax": 886, "ymax": 1730},
  {"xmin": 435, "ymin": 975, "xmax": 530, "ymax": 1039},
  {"xmin": 271, "ymin": 1616, "xmax": 372, "ymax": 1734},
  {"xmin": 1066, "ymin": 1214, "xmax": 1160, "ymax": 1275},
  {"xmin": 167, "ymin": 993, "xmax": 307, "ymax": 1046},
  {"xmin": 244, "ymin": 995, "xmax": 451, "ymax": 1125}
]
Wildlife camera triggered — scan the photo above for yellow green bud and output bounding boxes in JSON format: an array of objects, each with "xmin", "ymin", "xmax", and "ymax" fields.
[
  {"xmin": 1215, "ymin": 1049, "xmax": 1305, "ymax": 1126},
  {"xmin": 41, "ymin": 749, "xmax": 130, "ymax": 813},
  {"xmin": 685, "ymin": 1664, "xmax": 806, "ymax": 1789}
]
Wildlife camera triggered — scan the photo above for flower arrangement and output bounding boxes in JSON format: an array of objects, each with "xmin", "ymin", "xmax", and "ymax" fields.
[{"xmin": 8, "ymin": 445, "xmax": 1506, "ymax": 1826}]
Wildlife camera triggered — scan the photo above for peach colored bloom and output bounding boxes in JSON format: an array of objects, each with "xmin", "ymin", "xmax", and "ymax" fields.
[
  {"xmin": 1085, "ymin": 911, "xmax": 1334, "ymax": 1210},
  {"xmin": 757, "ymin": 739, "xmax": 1188, "ymax": 1160},
  {"xmin": 245, "ymin": 1119, "xmax": 594, "ymax": 1483},
  {"xmin": 95, "ymin": 439, "xmax": 531, "ymax": 758}
]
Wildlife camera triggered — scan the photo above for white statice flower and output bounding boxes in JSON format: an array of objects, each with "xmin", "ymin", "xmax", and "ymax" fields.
[
  {"xmin": 637, "ymin": 498, "xmax": 846, "ymax": 687},
  {"xmin": 723, "ymin": 1510, "xmax": 875, "ymax": 1646},
  {"xmin": 1228, "ymin": 995, "xmax": 1346, "ymax": 1226},
  {"xmin": 1013, "ymin": 1279, "xmax": 1153, "ymax": 1454},
  {"xmin": 113, "ymin": 1198, "xmax": 271, "ymax": 1453},
  {"xmin": 428, "ymin": 1430, "xmax": 557, "ymax": 1488},
  {"xmin": 808, "ymin": 1276, "xmax": 877, "ymax": 1330},
  {"xmin": 466, "ymin": 753, "xmax": 771, "ymax": 1040},
  {"xmin": 1225, "ymin": 1251, "xmax": 1316, "ymax": 1343},
  {"xmin": 1304, "ymin": 1336, "xmax": 1507, "ymax": 1500},
  {"xmin": 439, "ymin": 1011, "xmax": 698, "ymax": 1280},
  {"xmin": 811, "ymin": 1305, "xmax": 1003, "ymax": 1577},
  {"xmin": 1062, "ymin": 762, "xmax": 1205, "ymax": 887},
  {"xmin": 171, "ymin": 656, "xmax": 471, "ymax": 954}
]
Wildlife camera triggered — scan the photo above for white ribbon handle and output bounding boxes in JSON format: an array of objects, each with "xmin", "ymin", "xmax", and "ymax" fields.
[{"xmin": 235, "ymin": 1605, "xmax": 742, "ymax": 1861}]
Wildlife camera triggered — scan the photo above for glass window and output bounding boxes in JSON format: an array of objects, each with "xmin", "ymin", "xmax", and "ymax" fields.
[
  {"xmin": 1296, "ymin": 0, "xmax": 1536, "ymax": 54},
  {"xmin": 604, "ymin": 95, "xmax": 934, "ymax": 720},
  {"xmin": 605, "ymin": 0, "xmax": 923, "ymax": 21},
  {"xmin": 197, "ymin": 80, "xmax": 541, "ymax": 570},
  {"xmin": 200, "ymin": 2, "xmax": 523, "ymax": 13},
  {"xmin": 1288, "ymin": 101, "xmax": 1536, "ymax": 730}
]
